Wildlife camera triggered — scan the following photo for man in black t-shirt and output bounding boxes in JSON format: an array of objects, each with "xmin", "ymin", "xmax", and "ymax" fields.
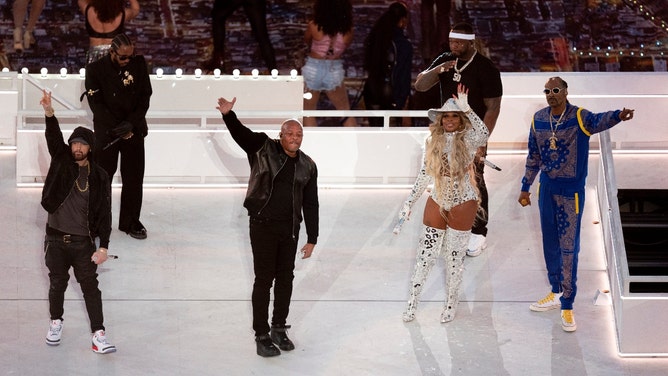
[{"xmin": 414, "ymin": 22, "xmax": 502, "ymax": 257}]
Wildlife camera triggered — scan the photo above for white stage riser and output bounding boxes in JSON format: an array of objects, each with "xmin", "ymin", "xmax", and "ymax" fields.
[{"xmin": 5, "ymin": 72, "xmax": 668, "ymax": 186}]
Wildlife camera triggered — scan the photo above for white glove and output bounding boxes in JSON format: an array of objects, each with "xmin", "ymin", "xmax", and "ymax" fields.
[
  {"xmin": 454, "ymin": 91, "xmax": 471, "ymax": 113},
  {"xmin": 398, "ymin": 200, "xmax": 411, "ymax": 222},
  {"xmin": 393, "ymin": 201, "xmax": 412, "ymax": 234}
]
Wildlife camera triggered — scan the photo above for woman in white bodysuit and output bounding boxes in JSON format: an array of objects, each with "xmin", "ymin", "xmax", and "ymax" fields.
[{"xmin": 397, "ymin": 84, "xmax": 489, "ymax": 323}]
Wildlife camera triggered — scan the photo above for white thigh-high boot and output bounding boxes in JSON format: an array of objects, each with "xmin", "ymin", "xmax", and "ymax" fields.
[
  {"xmin": 403, "ymin": 225, "xmax": 445, "ymax": 322},
  {"xmin": 440, "ymin": 228, "xmax": 470, "ymax": 323}
]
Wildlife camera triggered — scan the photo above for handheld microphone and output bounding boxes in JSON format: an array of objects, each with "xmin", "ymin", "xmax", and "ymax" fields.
[{"xmin": 482, "ymin": 158, "xmax": 502, "ymax": 171}]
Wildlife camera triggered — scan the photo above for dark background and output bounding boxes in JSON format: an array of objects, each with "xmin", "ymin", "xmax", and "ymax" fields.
[{"xmin": 1, "ymin": 0, "xmax": 666, "ymax": 75}]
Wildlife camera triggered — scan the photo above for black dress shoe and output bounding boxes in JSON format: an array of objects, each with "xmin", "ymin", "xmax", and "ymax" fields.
[
  {"xmin": 270, "ymin": 325, "xmax": 295, "ymax": 351},
  {"xmin": 128, "ymin": 228, "xmax": 147, "ymax": 240},
  {"xmin": 255, "ymin": 334, "xmax": 280, "ymax": 357}
]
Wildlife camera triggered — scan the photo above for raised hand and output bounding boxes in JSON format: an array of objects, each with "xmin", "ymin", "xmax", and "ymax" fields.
[
  {"xmin": 40, "ymin": 89, "xmax": 54, "ymax": 114},
  {"xmin": 452, "ymin": 83, "xmax": 471, "ymax": 113},
  {"xmin": 216, "ymin": 97, "xmax": 237, "ymax": 115}
]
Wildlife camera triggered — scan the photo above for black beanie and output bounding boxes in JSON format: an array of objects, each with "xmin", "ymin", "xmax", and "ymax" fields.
[
  {"xmin": 68, "ymin": 127, "xmax": 95, "ymax": 162},
  {"xmin": 68, "ymin": 126, "xmax": 95, "ymax": 149}
]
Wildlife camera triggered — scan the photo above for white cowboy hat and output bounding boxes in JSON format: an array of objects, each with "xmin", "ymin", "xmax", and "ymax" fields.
[{"xmin": 427, "ymin": 98, "xmax": 464, "ymax": 122}]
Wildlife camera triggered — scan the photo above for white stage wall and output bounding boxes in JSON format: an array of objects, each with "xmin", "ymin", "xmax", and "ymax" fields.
[{"xmin": 5, "ymin": 71, "xmax": 668, "ymax": 187}]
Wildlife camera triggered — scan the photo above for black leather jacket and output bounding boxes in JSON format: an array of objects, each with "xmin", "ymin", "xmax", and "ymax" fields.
[
  {"xmin": 41, "ymin": 116, "xmax": 112, "ymax": 248},
  {"xmin": 222, "ymin": 111, "xmax": 319, "ymax": 244}
]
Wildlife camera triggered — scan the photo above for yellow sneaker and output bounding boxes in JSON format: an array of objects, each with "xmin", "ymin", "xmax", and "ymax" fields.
[
  {"xmin": 529, "ymin": 291, "xmax": 562, "ymax": 312},
  {"xmin": 561, "ymin": 309, "xmax": 577, "ymax": 332}
]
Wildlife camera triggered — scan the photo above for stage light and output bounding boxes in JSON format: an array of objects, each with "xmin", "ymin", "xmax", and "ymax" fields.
[
  {"xmin": 271, "ymin": 69, "xmax": 278, "ymax": 79},
  {"xmin": 213, "ymin": 69, "xmax": 221, "ymax": 78},
  {"xmin": 233, "ymin": 69, "xmax": 240, "ymax": 79},
  {"xmin": 79, "ymin": 68, "xmax": 86, "ymax": 78},
  {"xmin": 251, "ymin": 69, "xmax": 259, "ymax": 78},
  {"xmin": 290, "ymin": 69, "xmax": 298, "ymax": 79},
  {"xmin": 175, "ymin": 68, "xmax": 183, "ymax": 78},
  {"xmin": 21, "ymin": 67, "xmax": 28, "ymax": 74},
  {"xmin": 156, "ymin": 68, "xmax": 164, "ymax": 78},
  {"xmin": 40, "ymin": 67, "xmax": 48, "ymax": 78},
  {"xmin": 60, "ymin": 68, "xmax": 67, "ymax": 77},
  {"xmin": 195, "ymin": 68, "xmax": 202, "ymax": 78},
  {"xmin": 1, "ymin": 68, "xmax": 8, "ymax": 73},
  {"xmin": 303, "ymin": 92, "xmax": 313, "ymax": 100}
]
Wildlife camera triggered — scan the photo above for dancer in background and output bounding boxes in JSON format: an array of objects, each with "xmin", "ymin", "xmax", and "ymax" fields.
[
  {"xmin": 206, "ymin": 0, "xmax": 277, "ymax": 72},
  {"xmin": 13, "ymin": 0, "xmax": 46, "ymax": 53},
  {"xmin": 362, "ymin": 1, "xmax": 413, "ymax": 127},
  {"xmin": 302, "ymin": 0, "xmax": 356, "ymax": 127},
  {"xmin": 78, "ymin": 0, "xmax": 140, "ymax": 64}
]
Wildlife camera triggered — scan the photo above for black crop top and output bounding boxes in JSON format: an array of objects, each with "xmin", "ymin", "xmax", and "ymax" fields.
[{"xmin": 85, "ymin": 4, "xmax": 125, "ymax": 39}]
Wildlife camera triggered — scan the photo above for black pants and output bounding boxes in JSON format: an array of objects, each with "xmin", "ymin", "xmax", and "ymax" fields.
[
  {"xmin": 211, "ymin": 0, "xmax": 276, "ymax": 71},
  {"xmin": 249, "ymin": 217, "xmax": 298, "ymax": 336},
  {"xmin": 96, "ymin": 134, "xmax": 145, "ymax": 232},
  {"xmin": 44, "ymin": 234, "xmax": 104, "ymax": 333},
  {"xmin": 471, "ymin": 155, "xmax": 489, "ymax": 237}
]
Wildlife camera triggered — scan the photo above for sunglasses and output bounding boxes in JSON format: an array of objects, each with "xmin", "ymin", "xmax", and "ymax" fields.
[
  {"xmin": 113, "ymin": 50, "xmax": 134, "ymax": 61},
  {"xmin": 543, "ymin": 87, "xmax": 563, "ymax": 95}
]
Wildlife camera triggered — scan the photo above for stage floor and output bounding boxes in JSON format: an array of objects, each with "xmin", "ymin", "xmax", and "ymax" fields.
[{"xmin": 1, "ymin": 150, "xmax": 667, "ymax": 375}]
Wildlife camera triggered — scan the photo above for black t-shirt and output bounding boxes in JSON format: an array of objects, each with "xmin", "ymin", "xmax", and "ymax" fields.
[
  {"xmin": 259, "ymin": 155, "xmax": 297, "ymax": 221},
  {"xmin": 429, "ymin": 52, "xmax": 503, "ymax": 119}
]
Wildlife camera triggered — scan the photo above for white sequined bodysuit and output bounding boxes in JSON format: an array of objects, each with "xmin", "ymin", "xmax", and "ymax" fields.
[{"xmin": 406, "ymin": 111, "xmax": 489, "ymax": 211}]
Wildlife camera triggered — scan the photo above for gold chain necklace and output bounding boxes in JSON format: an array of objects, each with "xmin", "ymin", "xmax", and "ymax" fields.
[
  {"xmin": 548, "ymin": 110, "xmax": 566, "ymax": 150},
  {"xmin": 75, "ymin": 162, "xmax": 90, "ymax": 192},
  {"xmin": 452, "ymin": 50, "xmax": 477, "ymax": 82}
]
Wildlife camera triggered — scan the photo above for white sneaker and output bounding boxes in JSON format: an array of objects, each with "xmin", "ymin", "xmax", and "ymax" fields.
[
  {"xmin": 561, "ymin": 309, "xmax": 577, "ymax": 332},
  {"xmin": 92, "ymin": 330, "xmax": 116, "ymax": 354},
  {"xmin": 529, "ymin": 291, "xmax": 563, "ymax": 312},
  {"xmin": 466, "ymin": 234, "xmax": 487, "ymax": 257},
  {"xmin": 46, "ymin": 319, "xmax": 63, "ymax": 346}
]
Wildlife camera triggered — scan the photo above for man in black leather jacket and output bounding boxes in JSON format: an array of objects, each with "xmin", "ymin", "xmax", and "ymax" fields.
[
  {"xmin": 85, "ymin": 33, "xmax": 152, "ymax": 239},
  {"xmin": 217, "ymin": 96, "xmax": 319, "ymax": 358},
  {"xmin": 39, "ymin": 89, "xmax": 116, "ymax": 354}
]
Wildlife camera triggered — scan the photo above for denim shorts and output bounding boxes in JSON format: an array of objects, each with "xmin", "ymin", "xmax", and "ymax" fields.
[{"xmin": 302, "ymin": 57, "xmax": 345, "ymax": 91}]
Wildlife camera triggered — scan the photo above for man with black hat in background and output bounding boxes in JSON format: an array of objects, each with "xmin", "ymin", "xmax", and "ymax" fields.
[
  {"xmin": 85, "ymin": 33, "xmax": 152, "ymax": 239},
  {"xmin": 40, "ymin": 89, "xmax": 116, "ymax": 353}
]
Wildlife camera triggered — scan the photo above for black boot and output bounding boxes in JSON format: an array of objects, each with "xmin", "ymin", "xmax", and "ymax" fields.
[
  {"xmin": 270, "ymin": 325, "xmax": 295, "ymax": 351},
  {"xmin": 255, "ymin": 334, "xmax": 280, "ymax": 357}
]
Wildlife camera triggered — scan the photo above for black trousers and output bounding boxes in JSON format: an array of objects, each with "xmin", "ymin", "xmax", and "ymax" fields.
[
  {"xmin": 249, "ymin": 217, "xmax": 298, "ymax": 336},
  {"xmin": 44, "ymin": 234, "xmax": 104, "ymax": 333},
  {"xmin": 211, "ymin": 0, "xmax": 276, "ymax": 70},
  {"xmin": 471, "ymin": 155, "xmax": 489, "ymax": 237},
  {"xmin": 96, "ymin": 134, "xmax": 145, "ymax": 232}
]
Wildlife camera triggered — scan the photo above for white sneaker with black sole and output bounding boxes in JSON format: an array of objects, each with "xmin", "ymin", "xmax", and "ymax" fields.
[
  {"xmin": 92, "ymin": 330, "xmax": 116, "ymax": 354},
  {"xmin": 46, "ymin": 319, "xmax": 63, "ymax": 346},
  {"xmin": 466, "ymin": 234, "xmax": 487, "ymax": 257}
]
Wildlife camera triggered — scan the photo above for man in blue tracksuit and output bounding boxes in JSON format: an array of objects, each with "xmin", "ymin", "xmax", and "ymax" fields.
[{"xmin": 518, "ymin": 76, "xmax": 635, "ymax": 332}]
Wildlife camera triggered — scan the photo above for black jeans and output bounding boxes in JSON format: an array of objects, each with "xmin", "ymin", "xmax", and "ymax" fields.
[
  {"xmin": 471, "ymin": 155, "xmax": 489, "ymax": 237},
  {"xmin": 249, "ymin": 217, "xmax": 298, "ymax": 336},
  {"xmin": 44, "ymin": 234, "xmax": 104, "ymax": 332}
]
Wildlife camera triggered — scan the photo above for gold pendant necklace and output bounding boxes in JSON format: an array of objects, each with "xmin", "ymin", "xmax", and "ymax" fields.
[
  {"xmin": 75, "ymin": 163, "xmax": 90, "ymax": 193},
  {"xmin": 452, "ymin": 50, "xmax": 477, "ymax": 82},
  {"xmin": 549, "ymin": 110, "xmax": 565, "ymax": 150}
]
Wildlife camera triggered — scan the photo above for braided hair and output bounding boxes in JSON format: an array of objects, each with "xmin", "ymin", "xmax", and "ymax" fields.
[{"xmin": 111, "ymin": 33, "xmax": 132, "ymax": 52}]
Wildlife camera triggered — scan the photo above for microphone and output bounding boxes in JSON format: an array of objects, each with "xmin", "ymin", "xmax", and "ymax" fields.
[
  {"xmin": 482, "ymin": 158, "xmax": 502, "ymax": 171},
  {"xmin": 102, "ymin": 137, "xmax": 122, "ymax": 151}
]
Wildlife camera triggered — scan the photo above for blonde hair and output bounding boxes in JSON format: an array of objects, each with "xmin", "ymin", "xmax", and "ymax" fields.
[{"xmin": 425, "ymin": 112, "xmax": 478, "ymax": 208}]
